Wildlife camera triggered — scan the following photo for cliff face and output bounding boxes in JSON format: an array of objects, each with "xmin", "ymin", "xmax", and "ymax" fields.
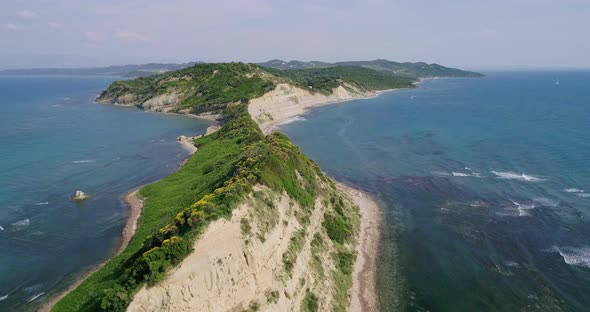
[
  {"xmin": 128, "ymin": 181, "xmax": 360, "ymax": 312},
  {"xmin": 248, "ymin": 83, "xmax": 373, "ymax": 134},
  {"xmin": 52, "ymin": 106, "xmax": 366, "ymax": 312}
]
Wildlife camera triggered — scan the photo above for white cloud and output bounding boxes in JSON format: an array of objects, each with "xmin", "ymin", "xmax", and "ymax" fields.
[
  {"xmin": 2, "ymin": 23, "xmax": 22, "ymax": 31},
  {"xmin": 114, "ymin": 31, "xmax": 149, "ymax": 42},
  {"xmin": 16, "ymin": 10, "xmax": 38, "ymax": 20},
  {"xmin": 84, "ymin": 31, "xmax": 107, "ymax": 42}
]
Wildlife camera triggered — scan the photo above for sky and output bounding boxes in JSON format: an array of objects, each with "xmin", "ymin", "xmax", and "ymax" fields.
[{"xmin": 1, "ymin": 0, "xmax": 589, "ymax": 70}]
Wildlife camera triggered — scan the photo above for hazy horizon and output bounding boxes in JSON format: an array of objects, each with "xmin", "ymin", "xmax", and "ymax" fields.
[{"xmin": 1, "ymin": 0, "xmax": 589, "ymax": 70}]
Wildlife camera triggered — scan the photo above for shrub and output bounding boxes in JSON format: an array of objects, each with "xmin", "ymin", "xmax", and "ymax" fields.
[
  {"xmin": 100, "ymin": 286, "xmax": 130, "ymax": 312},
  {"xmin": 322, "ymin": 214, "xmax": 352, "ymax": 244}
]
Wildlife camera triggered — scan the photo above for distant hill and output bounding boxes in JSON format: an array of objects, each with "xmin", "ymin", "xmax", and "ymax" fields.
[
  {"xmin": 0, "ymin": 59, "xmax": 481, "ymax": 79},
  {"xmin": 0, "ymin": 62, "xmax": 203, "ymax": 78},
  {"xmin": 257, "ymin": 59, "xmax": 482, "ymax": 78},
  {"xmin": 96, "ymin": 62, "xmax": 416, "ymax": 114}
]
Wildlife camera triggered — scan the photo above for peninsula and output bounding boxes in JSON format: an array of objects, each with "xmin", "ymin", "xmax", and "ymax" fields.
[{"xmin": 47, "ymin": 61, "xmax": 479, "ymax": 312}]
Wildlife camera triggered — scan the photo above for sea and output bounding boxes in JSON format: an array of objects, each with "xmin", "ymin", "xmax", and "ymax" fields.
[
  {"xmin": 280, "ymin": 71, "xmax": 590, "ymax": 312},
  {"xmin": 0, "ymin": 76, "xmax": 211, "ymax": 311}
]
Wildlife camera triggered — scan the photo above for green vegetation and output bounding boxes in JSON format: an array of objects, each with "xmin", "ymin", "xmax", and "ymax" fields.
[
  {"xmin": 242, "ymin": 300, "xmax": 261, "ymax": 312},
  {"xmin": 55, "ymin": 59, "xmax": 416, "ymax": 311},
  {"xmin": 251, "ymin": 190, "xmax": 280, "ymax": 241},
  {"xmin": 98, "ymin": 63, "xmax": 274, "ymax": 114},
  {"xmin": 265, "ymin": 289, "xmax": 280, "ymax": 304},
  {"xmin": 267, "ymin": 66, "xmax": 415, "ymax": 95},
  {"xmin": 97, "ymin": 62, "xmax": 433, "ymax": 115},
  {"xmin": 282, "ymin": 229, "xmax": 306, "ymax": 274},
  {"xmin": 323, "ymin": 213, "xmax": 353, "ymax": 244},
  {"xmin": 335, "ymin": 251, "xmax": 355, "ymax": 276},
  {"xmin": 310, "ymin": 233, "xmax": 326, "ymax": 278},
  {"xmin": 301, "ymin": 290, "xmax": 319, "ymax": 312},
  {"xmin": 53, "ymin": 104, "xmax": 331, "ymax": 311},
  {"xmin": 259, "ymin": 58, "xmax": 483, "ymax": 78},
  {"xmin": 322, "ymin": 189, "xmax": 361, "ymax": 312}
]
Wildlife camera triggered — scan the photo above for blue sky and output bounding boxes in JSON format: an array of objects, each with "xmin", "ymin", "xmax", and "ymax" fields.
[{"xmin": 1, "ymin": 0, "xmax": 589, "ymax": 69}]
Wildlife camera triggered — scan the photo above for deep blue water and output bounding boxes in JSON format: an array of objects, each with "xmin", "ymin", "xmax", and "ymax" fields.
[
  {"xmin": 0, "ymin": 76, "xmax": 210, "ymax": 311},
  {"xmin": 281, "ymin": 72, "xmax": 590, "ymax": 312}
]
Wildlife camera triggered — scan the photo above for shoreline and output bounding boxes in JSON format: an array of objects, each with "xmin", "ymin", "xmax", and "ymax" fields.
[
  {"xmin": 43, "ymin": 86, "xmax": 386, "ymax": 311},
  {"xmin": 337, "ymin": 182, "xmax": 382, "ymax": 312},
  {"xmin": 39, "ymin": 135, "xmax": 200, "ymax": 312},
  {"xmin": 261, "ymin": 87, "xmax": 402, "ymax": 134},
  {"xmin": 39, "ymin": 187, "xmax": 144, "ymax": 312},
  {"xmin": 263, "ymin": 77, "xmax": 445, "ymax": 134}
]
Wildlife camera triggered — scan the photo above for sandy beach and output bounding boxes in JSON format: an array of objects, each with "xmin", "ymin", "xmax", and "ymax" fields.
[{"xmin": 337, "ymin": 183, "xmax": 382, "ymax": 312}]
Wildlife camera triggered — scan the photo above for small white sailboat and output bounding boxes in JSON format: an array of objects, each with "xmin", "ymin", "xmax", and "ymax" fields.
[{"xmin": 555, "ymin": 78, "xmax": 560, "ymax": 85}]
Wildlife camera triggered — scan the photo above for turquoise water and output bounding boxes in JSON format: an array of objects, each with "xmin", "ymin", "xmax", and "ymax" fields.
[
  {"xmin": 0, "ymin": 76, "xmax": 210, "ymax": 311},
  {"xmin": 281, "ymin": 72, "xmax": 590, "ymax": 311}
]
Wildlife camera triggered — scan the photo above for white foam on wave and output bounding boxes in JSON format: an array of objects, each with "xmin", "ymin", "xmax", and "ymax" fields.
[
  {"xmin": 27, "ymin": 292, "xmax": 44, "ymax": 303},
  {"xmin": 0, "ymin": 225, "xmax": 4, "ymax": 231},
  {"xmin": 576, "ymin": 193, "xmax": 590, "ymax": 198},
  {"xmin": 278, "ymin": 116, "xmax": 307, "ymax": 127},
  {"xmin": 511, "ymin": 201, "xmax": 535, "ymax": 217},
  {"xmin": 532, "ymin": 197, "xmax": 559, "ymax": 207},
  {"xmin": 551, "ymin": 246, "xmax": 590, "ymax": 268},
  {"xmin": 432, "ymin": 171, "xmax": 451, "ymax": 177},
  {"xmin": 451, "ymin": 171, "xmax": 482, "ymax": 178},
  {"xmin": 503, "ymin": 260, "xmax": 520, "ymax": 267},
  {"xmin": 72, "ymin": 159, "xmax": 95, "ymax": 164},
  {"xmin": 564, "ymin": 188, "xmax": 584, "ymax": 193},
  {"xmin": 34, "ymin": 202, "xmax": 49, "ymax": 206},
  {"xmin": 11, "ymin": 219, "xmax": 30, "ymax": 229},
  {"xmin": 491, "ymin": 171, "xmax": 546, "ymax": 182},
  {"xmin": 0, "ymin": 295, "xmax": 7, "ymax": 301}
]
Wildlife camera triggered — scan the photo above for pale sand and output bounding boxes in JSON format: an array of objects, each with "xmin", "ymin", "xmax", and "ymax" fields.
[
  {"xmin": 127, "ymin": 189, "xmax": 325, "ymax": 312},
  {"xmin": 177, "ymin": 135, "xmax": 199, "ymax": 154},
  {"xmin": 126, "ymin": 183, "xmax": 381, "ymax": 312},
  {"xmin": 337, "ymin": 183, "xmax": 382, "ymax": 312},
  {"xmin": 177, "ymin": 125, "xmax": 220, "ymax": 154},
  {"xmin": 39, "ymin": 188, "xmax": 144, "ymax": 312},
  {"xmin": 248, "ymin": 83, "xmax": 397, "ymax": 134}
]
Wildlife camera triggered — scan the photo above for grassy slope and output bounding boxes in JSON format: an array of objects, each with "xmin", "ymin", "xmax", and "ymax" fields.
[
  {"xmin": 52, "ymin": 111, "xmax": 245, "ymax": 311},
  {"xmin": 53, "ymin": 105, "xmax": 358, "ymax": 311},
  {"xmin": 267, "ymin": 66, "xmax": 415, "ymax": 94},
  {"xmin": 97, "ymin": 63, "xmax": 275, "ymax": 114},
  {"xmin": 97, "ymin": 62, "xmax": 417, "ymax": 114},
  {"xmin": 56, "ymin": 62, "xmax": 421, "ymax": 311}
]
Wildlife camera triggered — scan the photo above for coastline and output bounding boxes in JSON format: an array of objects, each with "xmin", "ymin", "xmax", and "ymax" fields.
[
  {"xmin": 259, "ymin": 87, "xmax": 401, "ymax": 135},
  {"xmin": 39, "ymin": 136, "xmax": 199, "ymax": 312},
  {"xmin": 46, "ymin": 85, "xmax": 385, "ymax": 311},
  {"xmin": 337, "ymin": 183, "xmax": 382, "ymax": 312},
  {"xmin": 39, "ymin": 187, "xmax": 144, "ymax": 312}
]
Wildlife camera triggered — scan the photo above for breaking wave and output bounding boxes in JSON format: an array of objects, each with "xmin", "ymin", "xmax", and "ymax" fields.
[
  {"xmin": 451, "ymin": 171, "xmax": 482, "ymax": 178},
  {"xmin": 27, "ymin": 292, "xmax": 44, "ymax": 303},
  {"xmin": 11, "ymin": 219, "xmax": 30, "ymax": 230},
  {"xmin": 34, "ymin": 202, "xmax": 49, "ymax": 206},
  {"xmin": 491, "ymin": 171, "xmax": 546, "ymax": 182},
  {"xmin": 72, "ymin": 159, "xmax": 95, "ymax": 164},
  {"xmin": 551, "ymin": 246, "xmax": 590, "ymax": 268},
  {"xmin": 564, "ymin": 188, "xmax": 584, "ymax": 193}
]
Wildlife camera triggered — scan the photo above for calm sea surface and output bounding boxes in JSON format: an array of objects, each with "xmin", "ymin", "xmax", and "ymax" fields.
[
  {"xmin": 281, "ymin": 71, "xmax": 590, "ymax": 312},
  {"xmin": 0, "ymin": 76, "xmax": 210, "ymax": 310}
]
